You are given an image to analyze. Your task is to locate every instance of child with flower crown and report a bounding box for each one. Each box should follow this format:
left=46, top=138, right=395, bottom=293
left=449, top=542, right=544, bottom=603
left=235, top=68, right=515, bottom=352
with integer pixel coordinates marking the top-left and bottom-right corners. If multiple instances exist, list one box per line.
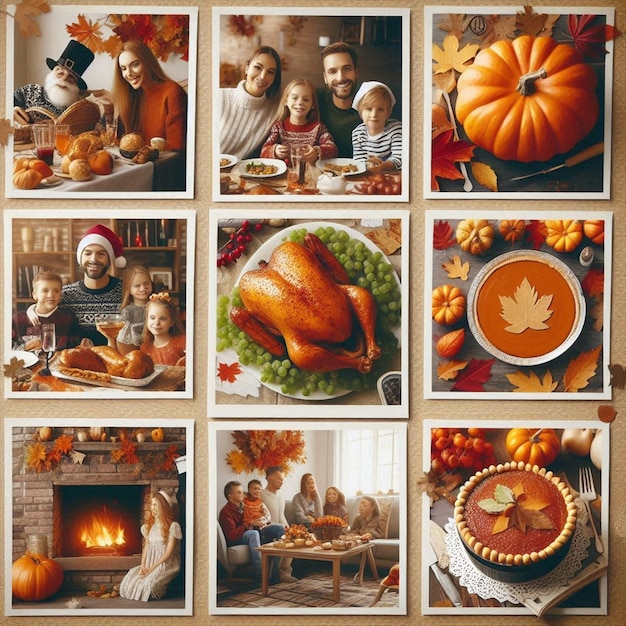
left=117, top=265, right=153, bottom=355
left=140, top=292, right=186, bottom=366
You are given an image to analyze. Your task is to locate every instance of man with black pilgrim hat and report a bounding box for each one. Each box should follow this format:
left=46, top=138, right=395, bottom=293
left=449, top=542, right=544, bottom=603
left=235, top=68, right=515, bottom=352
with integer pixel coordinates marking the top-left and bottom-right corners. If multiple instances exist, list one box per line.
left=13, top=39, right=95, bottom=124
left=61, top=224, right=126, bottom=346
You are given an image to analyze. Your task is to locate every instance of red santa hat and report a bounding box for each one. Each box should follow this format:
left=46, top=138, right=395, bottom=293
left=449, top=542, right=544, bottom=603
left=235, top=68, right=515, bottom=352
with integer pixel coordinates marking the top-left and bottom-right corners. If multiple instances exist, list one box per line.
left=77, top=224, right=126, bottom=268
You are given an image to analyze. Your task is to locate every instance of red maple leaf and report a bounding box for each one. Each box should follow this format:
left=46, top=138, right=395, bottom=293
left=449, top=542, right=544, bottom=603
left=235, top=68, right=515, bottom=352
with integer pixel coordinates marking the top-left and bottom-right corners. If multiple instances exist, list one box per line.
left=433, top=220, right=456, bottom=250
left=431, top=129, right=475, bottom=191
left=452, top=358, right=495, bottom=392
left=525, top=220, right=547, bottom=250
left=581, top=268, right=604, bottom=298
left=218, top=361, right=243, bottom=383
left=568, top=14, right=622, bottom=59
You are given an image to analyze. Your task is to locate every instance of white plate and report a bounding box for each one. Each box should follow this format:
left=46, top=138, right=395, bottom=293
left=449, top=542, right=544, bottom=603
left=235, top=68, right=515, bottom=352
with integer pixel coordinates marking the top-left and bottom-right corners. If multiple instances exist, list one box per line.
left=220, top=154, right=238, bottom=169
left=230, top=222, right=401, bottom=400
left=239, top=158, right=286, bottom=178
left=316, top=158, right=366, bottom=176
left=51, top=364, right=167, bottom=388
left=10, top=350, right=39, bottom=368
left=37, top=175, right=63, bottom=188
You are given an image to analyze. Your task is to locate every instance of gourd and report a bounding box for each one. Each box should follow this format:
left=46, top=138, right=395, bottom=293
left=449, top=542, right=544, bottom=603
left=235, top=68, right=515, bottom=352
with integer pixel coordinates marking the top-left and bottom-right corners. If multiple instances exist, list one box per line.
left=583, top=220, right=604, bottom=245
left=544, top=219, right=583, bottom=253
left=455, top=35, right=599, bottom=162
left=13, top=168, right=43, bottom=190
left=12, top=553, right=64, bottom=601
left=89, top=426, right=104, bottom=441
left=151, top=427, right=165, bottom=442
left=13, top=158, right=53, bottom=179
left=499, top=219, right=526, bottom=244
left=432, top=285, right=466, bottom=326
left=505, top=427, right=560, bottom=466
left=456, top=219, right=494, bottom=255
left=68, top=159, right=92, bottom=182
left=88, top=150, right=114, bottom=176
left=38, top=427, right=53, bottom=442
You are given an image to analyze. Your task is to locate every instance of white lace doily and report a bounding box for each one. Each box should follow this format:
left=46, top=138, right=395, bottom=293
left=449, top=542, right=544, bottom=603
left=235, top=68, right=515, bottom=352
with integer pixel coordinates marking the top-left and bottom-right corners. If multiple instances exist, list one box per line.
left=445, top=500, right=591, bottom=605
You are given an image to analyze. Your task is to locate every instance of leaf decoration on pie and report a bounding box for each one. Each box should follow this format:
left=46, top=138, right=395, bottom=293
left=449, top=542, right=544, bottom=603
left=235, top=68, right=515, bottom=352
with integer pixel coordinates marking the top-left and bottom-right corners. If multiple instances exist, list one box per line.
left=478, top=482, right=555, bottom=534
left=499, top=277, right=553, bottom=334
left=442, top=255, right=470, bottom=280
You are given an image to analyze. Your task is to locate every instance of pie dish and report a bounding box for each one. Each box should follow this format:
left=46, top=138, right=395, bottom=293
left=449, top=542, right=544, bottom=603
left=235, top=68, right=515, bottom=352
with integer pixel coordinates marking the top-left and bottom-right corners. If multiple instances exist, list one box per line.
left=454, top=461, right=577, bottom=582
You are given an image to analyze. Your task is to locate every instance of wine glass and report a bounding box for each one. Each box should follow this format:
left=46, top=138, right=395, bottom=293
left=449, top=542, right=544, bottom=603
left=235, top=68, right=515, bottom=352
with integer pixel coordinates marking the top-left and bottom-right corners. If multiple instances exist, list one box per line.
left=95, top=314, right=124, bottom=348
left=40, top=323, right=56, bottom=376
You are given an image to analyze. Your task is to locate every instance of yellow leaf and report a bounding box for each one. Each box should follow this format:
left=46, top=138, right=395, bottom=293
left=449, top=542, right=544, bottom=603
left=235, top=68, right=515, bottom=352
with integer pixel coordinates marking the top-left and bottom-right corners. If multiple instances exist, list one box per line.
left=470, top=161, right=498, bottom=192
left=437, top=360, right=468, bottom=381
left=520, top=497, right=550, bottom=511
left=499, top=277, right=553, bottom=334
left=432, top=35, right=479, bottom=74
left=563, top=346, right=602, bottom=392
left=506, top=369, right=558, bottom=393
left=491, top=514, right=510, bottom=535
left=442, top=255, right=470, bottom=280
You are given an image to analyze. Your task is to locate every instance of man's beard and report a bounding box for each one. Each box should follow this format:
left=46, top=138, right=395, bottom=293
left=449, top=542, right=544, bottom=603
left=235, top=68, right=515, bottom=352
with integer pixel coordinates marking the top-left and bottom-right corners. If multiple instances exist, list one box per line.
left=44, top=71, right=81, bottom=108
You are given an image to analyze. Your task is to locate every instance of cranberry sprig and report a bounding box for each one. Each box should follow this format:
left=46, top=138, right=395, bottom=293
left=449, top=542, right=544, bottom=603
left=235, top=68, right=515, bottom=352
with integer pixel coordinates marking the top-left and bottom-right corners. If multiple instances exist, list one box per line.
left=217, top=220, right=263, bottom=267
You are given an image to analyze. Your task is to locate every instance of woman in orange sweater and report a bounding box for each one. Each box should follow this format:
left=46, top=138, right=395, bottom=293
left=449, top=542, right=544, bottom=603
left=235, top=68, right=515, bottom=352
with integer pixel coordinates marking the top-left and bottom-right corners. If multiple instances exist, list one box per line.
left=112, top=40, right=187, bottom=151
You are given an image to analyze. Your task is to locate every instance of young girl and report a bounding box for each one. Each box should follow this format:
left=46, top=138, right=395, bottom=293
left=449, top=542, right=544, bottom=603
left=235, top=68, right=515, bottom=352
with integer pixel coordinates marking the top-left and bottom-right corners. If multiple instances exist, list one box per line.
left=323, top=486, right=349, bottom=524
left=292, top=473, right=323, bottom=528
left=260, top=78, right=337, bottom=164
left=117, top=265, right=153, bottom=355
left=351, top=81, right=402, bottom=172
left=120, top=491, right=182, bottom=602
left=350, top=495, right=383, bottom=540
left=140, top=292, right=186, bottom=366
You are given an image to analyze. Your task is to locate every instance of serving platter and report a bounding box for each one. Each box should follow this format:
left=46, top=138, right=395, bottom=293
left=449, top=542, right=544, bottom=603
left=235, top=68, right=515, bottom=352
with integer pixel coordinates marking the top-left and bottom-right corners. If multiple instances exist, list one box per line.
left=238, top=158, right=286, bottom=178
left=317, top=157, right=366, bottom=176
left=52, top=364, right=167, bottom=388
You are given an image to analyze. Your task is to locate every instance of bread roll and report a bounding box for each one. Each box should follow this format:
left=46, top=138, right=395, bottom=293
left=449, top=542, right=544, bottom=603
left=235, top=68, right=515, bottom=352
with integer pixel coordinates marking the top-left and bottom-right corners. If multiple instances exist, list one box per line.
left=119, top=133, right=145, bottom=152
left=67, top=132, right=104, bottom=159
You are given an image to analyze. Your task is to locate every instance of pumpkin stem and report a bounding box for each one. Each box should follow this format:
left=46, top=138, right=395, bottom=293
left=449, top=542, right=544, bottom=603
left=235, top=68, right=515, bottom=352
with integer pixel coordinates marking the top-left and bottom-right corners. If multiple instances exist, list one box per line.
left=530, top=428, right=544, bottom=441
left=515, top=68, right=547, bottom=96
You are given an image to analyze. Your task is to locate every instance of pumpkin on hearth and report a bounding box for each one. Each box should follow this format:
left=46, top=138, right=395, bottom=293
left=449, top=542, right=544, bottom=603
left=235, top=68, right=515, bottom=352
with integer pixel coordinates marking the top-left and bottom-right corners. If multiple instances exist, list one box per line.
left=455, top=35, right=599, bottom=162
left=432, top=284, right=466, bottom=326
left=38, top=427, right=53, bottom=442
left=544, top=219, right=583, bottom=253
left=151, top=427, right=165, bottom=442
left=505, top=427, right=561, bottom=466
left=456, top=219, right=494, bottom=255
left=12, top=553, right=64, bottom=601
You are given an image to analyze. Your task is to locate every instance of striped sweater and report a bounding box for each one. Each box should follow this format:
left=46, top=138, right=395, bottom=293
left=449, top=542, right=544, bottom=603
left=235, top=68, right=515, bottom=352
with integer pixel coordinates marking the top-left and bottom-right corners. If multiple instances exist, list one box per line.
left=351, top=119, right=403, bottom=169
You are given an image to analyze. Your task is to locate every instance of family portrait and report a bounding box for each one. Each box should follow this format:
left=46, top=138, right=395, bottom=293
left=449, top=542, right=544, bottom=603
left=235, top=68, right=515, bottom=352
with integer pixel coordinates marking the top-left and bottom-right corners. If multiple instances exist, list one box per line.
left=424, top=6, right=616, bottom=199
left=7, top=5, right=198, bottom=198
left=5, top=419, right=192, bottom=616
left=424, top=210, right=612, bottom=400
left=422, top=419, right=608, bottom=616
left=208, top=209, right=409, bottom=418
left=5, top=210, right=195, bottom=398
left=210, top=422, right=407, bottom=615
left=213, top=8, right=409, bottom=201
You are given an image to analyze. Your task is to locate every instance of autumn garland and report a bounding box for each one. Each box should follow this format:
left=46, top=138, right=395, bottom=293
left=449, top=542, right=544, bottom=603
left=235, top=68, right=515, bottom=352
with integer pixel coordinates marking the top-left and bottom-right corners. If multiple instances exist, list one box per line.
left=25, top=434, right=74, bottom=473
left=226, top=430, right=306, bottom=474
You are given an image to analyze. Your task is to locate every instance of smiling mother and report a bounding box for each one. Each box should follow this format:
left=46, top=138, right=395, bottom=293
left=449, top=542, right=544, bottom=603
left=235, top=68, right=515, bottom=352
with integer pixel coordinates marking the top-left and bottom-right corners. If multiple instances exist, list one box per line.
left=219, top=45, right=282, bottom=160
left=112, top=40, right=188, bottom=152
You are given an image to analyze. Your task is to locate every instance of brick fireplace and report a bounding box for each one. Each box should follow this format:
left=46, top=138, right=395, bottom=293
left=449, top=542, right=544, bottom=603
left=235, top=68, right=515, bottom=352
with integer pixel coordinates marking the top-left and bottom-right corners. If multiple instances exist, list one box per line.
left=11, top=426, right=186, bottom=593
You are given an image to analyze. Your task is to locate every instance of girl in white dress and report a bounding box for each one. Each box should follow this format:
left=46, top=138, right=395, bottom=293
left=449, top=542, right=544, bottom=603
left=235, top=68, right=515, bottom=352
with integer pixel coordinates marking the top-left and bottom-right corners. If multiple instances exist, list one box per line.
left=120, top=491, right=182, bottom=601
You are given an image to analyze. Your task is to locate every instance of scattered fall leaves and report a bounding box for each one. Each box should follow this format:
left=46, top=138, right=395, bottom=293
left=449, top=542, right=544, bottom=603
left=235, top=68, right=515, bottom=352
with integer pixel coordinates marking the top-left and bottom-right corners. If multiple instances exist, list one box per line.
left=226, top=430, right=306, bottom=475
left=569, top=14, right=622, bottom=59
left=433, top=220, right=456, bottom=250
left=437, top=360, right=468, bottom=381
left=499, top=278, right=554, bottom=334
left=562, top=346, right=602, bottom=392
left=506, top=369, right=558, bottom=393
left=608, top=364, right=626, bottom=389
left=431, top=129, right=475, bottom=191
left=451, top=358, right=495, bottom=392
left=432, top=34, right=479, bottom=74
left=9, top=0, right=50, bottom=37
left=442, top=256, right=470, bottom=281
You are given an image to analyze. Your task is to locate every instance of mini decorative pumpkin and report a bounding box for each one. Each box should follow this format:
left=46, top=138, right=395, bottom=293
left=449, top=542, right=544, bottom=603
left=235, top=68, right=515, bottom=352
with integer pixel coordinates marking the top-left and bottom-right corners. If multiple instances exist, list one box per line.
left=432, top=284, right=466, bottom=325
left=38, top=427, right=53, bottom=442
left=68, top=159, right=91, bottom=182
left=13, top=158, right=53, bottom=179
left=456, top=219, right=494, bottom=255
left=505, top=427, right=561, bottom=466
left=12, top=553, right=64, bottom=601
left=89, top=426, right=104, bottom=441
left=499, top=219, right=526, bottom=244
left=544, top=219, right=583, bottom=253
left=583, top=220, right=604, bottom=245
left=88, top=150, right=114, bottom=176
left=151, top=427, right=165, bottom=442
left=13, top=168, right=43, bottom=190
left=455, top=35, right=599, bottom=162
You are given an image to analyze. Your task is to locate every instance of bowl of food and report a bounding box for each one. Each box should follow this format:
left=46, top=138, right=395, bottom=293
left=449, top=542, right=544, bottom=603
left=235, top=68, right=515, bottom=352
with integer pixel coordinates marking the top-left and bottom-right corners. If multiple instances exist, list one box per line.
left=119, top=132, right=145, bottom=159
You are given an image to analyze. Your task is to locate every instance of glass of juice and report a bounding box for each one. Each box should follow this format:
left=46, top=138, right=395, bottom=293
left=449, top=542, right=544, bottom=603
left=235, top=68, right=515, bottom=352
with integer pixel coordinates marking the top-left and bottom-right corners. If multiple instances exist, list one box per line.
left=32, top=123, right=56, bottom=165
left=55, top=124, right=71, bottom=155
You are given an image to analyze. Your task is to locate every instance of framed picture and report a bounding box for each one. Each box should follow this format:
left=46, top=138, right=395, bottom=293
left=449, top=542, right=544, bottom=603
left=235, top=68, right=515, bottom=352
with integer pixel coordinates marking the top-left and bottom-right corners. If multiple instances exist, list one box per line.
left=340, top=17, right=365, bottom=45
left=149, top=268, right=173, bottom=291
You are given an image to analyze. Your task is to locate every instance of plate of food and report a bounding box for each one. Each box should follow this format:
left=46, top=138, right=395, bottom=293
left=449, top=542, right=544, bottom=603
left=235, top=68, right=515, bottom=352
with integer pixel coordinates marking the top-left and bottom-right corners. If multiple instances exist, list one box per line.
left=10, top=350, right=40, bottom=368
left=220, top=154, right=238, bottom=169
left=316, top=158, right=366, bottom=176
left=219, top=222, right=402, bottom=400
left=36, top=175, right=63, bottom=188
left=239, top=158, right=286, bottom=178
left=52, top=364, right=167, bottom=388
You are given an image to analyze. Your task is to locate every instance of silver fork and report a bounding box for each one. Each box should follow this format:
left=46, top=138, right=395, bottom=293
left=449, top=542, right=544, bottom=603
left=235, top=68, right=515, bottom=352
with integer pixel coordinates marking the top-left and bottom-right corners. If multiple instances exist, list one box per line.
left=578, top=466, right=604, bottom=553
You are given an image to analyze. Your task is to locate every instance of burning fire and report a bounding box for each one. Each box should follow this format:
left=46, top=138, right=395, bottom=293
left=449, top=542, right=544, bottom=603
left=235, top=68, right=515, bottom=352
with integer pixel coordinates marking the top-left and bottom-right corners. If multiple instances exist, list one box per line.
left=80, top=510, right=126, bottom=549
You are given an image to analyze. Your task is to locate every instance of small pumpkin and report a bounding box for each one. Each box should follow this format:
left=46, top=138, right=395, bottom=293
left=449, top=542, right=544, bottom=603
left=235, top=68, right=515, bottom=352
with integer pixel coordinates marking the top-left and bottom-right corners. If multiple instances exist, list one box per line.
left=455, top=35, right=599, bottom=162
left=13, top=168, right=43, bottom=190
left=505, top=427, right=561, bottom=466
left=151, top=427, right=165, bottom=442
left=456, top=219, right=494, bottom=255
left=583, top=220, right=604, bottom=245
left=38, top=427, right=53, bottom=442
left=12, top=553, right=64, bottom=601
left=68, top=159, right=92, bottom=182
left=499, top=219, right=526, bottom=244
left=436, top=328, right=465, bottom=357
left=89, top=426, right=104, bottom=441
left=88, top=149, right=114, bottom=176
left=544, top=219, right=583, bottom=253
left=432, top=284, right=466, bottom=326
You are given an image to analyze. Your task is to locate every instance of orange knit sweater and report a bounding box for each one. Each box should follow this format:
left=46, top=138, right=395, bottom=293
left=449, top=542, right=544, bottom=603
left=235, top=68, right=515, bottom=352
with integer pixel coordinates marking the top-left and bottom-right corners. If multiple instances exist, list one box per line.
left=140, top=80, right=188, bottom=150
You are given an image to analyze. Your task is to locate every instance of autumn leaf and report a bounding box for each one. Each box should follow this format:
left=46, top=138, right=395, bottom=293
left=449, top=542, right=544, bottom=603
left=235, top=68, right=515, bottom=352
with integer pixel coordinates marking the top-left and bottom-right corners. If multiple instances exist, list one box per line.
left=432, top=72, right=457, bottom=105
left=12, top=0, right=50, bottom=37
left=432, top=34, right=479, bottom=74
left=433, top=220, right=456, bottom=250
left=53, top=434, right=74, bottom=455
left=562, top=346, right=602, bottom=392
left=608, top=364, right=626, bottom=389
left=515, top=6, right=559, bottom=38
left=480, top=15, right=519, bottom=48
left=0, top=119, right=14, bottom=146
left=442, top=256, right=470, bottom=280
left=525, top=220, right=547, bottom=250
left=436, top=13, right=467, bottom=40
left=470, top=161, right=498, bottom=192
left=437, top=360, right=468, bottom=381
left=452, top=358, right=495, bottom=392
left=590, top=301, right=603, bottom=332
left=3, top=356, right=25, bottom=378
left=598, top=405, right=616, bottom=423
left=582, top=268, right=604, bottom=298
left=506, top=369, right=558, bottom=393
left=218, top=360, right=242, bottom=383
left=432, top=104, right=454, bottom=139
left=569, top=14, right=622, bottom=59
left=431, top=129, right=476, bottom=191
left=499, top=278, right=553, bottom=334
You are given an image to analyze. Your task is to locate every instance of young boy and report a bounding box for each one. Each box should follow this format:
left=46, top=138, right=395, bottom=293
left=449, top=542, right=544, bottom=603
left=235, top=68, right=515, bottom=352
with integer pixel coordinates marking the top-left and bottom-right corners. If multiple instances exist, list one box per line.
left=12, top=271, right=81, bottom=351
left=243, top=479, right=272, bottom=531
left=351, top=81, right=402, bottom=172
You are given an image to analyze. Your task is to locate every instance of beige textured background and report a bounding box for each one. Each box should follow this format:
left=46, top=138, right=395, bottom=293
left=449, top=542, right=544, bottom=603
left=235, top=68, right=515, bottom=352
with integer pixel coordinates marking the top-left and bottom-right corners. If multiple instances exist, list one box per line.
left=1, top=1, right=624, bottom=624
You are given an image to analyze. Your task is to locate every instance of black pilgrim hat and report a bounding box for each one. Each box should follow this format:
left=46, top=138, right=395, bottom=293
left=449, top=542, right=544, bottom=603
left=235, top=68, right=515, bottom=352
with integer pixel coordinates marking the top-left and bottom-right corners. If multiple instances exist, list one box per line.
left=46, top=40, right=94, bottom=91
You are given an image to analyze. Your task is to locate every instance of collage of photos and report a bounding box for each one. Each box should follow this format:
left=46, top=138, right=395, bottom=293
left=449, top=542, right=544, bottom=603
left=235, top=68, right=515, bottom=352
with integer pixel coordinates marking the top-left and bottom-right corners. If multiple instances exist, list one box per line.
left=1, top=2, right=622, bottom=624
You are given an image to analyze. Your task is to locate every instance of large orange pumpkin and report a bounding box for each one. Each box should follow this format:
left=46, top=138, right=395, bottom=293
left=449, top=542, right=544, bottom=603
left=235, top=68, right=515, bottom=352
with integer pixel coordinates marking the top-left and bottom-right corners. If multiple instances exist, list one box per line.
left=455, top=35, right=599, bottom=162
left=12, top=553, right=64, bottom=601
left=505, top=428, right=561, bottom=466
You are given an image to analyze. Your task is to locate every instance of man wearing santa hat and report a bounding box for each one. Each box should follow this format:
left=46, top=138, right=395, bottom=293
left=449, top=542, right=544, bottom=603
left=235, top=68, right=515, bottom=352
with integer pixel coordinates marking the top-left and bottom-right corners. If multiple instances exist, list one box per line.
left=61, top=224, right=126, bottom=345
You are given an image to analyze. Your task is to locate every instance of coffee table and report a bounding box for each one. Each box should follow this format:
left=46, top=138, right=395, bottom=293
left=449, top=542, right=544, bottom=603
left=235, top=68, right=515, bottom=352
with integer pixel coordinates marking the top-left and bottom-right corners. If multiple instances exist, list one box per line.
left=256, top=541, right=379, bottom=603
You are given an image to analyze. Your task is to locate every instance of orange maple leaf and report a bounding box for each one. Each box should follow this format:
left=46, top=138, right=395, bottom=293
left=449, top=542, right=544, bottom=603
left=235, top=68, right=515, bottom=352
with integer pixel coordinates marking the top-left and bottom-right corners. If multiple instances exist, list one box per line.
left=66, top=14, right=104, bottom=52
left=431, top=129, right=475, bottom=191
left=12, top=0, right=51, bottom=37
left=562, top=346, right=602, bottom=392
left=217, top=361, right=242, bottom=383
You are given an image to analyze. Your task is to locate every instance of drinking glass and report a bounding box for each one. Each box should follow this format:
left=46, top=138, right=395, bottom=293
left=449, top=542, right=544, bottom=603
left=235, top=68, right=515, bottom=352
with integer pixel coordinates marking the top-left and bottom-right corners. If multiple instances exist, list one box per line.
left=96, top=314, right=124, bottom=348
left=105, top=118, right=118, bottom=146
left=40, top=323, right=56, bottom=376
left=287, top=145, right=308, bottom=191
left=32, top=123, right=56, bottom=166
left=55, top=124, right=71, bottom=156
